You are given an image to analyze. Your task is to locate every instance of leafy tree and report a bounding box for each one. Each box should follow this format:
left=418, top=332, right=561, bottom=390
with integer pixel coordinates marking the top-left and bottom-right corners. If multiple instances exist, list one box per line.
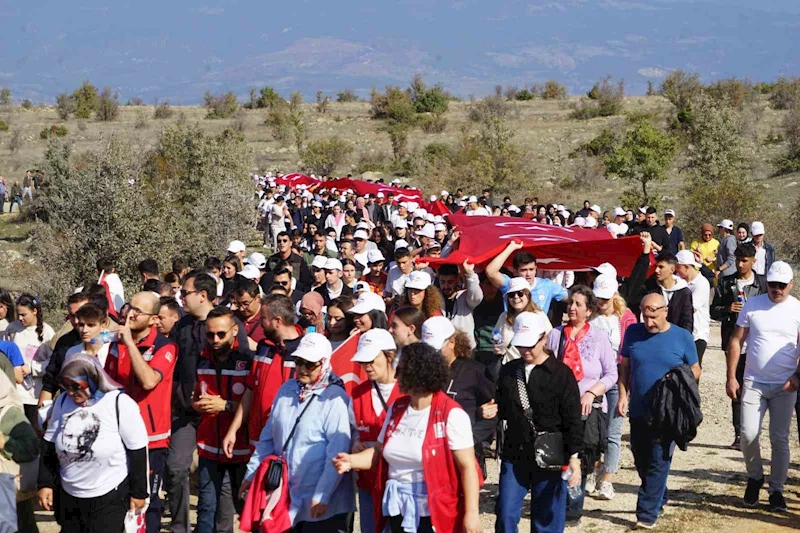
left=56, top=93, right=75, bottom=120
left=370, top=86, right=417, bottom=124
left=204, top=91, right=238, bottom=119
left=572, top=76, right=625, bottom=119
left=646, top=81, right=656, bottom=96
left=258, top=87, right=281, bottom=109
left=383, top=123, right=410, bottom=160
left=0, top=87, right=10, bottom=105
left=21, top=99, right=33, bottom=109
left=541, top=80, right=567, bottom=100
left=768, top=77, right=800, bottom=110
left=265, top=92, right=305, bottom=150
left=660, top=70, right=702, bottom=129
left=300, top=137, right=353, bottom=176
left=515, top=89, right=534, bottom=101
left=604, top=119, right=677, bottom=206
left=705, top=77, right=755, bottom=109
left=316, top=91, right=331, bottom=114
left=570, top=128, right=617, bottom=158
left=96, top=87, right=120, bottom=121
left=72, top=81, right=99, bottom=119
left=337, top=89, right=359, bottom=103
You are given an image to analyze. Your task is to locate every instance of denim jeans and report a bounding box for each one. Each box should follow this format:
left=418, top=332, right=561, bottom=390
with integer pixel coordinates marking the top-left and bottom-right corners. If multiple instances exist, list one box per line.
left=604, top=385, right=624, bottom=474
left=495, top=460, right=566, bottom=533
left=196, top=457, right=246, bottom=533
left=564, top=466, right=587, bottom=521
left=630, top=418, right=674, bottom=524
left=358, top=488, right=376, bottom=533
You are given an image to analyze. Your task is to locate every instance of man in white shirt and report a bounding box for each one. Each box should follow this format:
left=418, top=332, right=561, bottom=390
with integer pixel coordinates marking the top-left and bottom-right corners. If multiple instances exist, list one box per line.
left=726, top=261, right=800, bottom=512
left=314, top=258, right=353, bottom=306
left=465, top=196, right=490, bottom=216
left=384, top=247, right=415, bottom=302
left=675, top=251, right=711, bottom=364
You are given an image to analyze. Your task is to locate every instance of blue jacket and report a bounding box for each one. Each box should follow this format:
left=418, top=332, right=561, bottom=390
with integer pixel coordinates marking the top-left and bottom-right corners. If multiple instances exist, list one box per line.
left=245, top=376, right=355, bottom=524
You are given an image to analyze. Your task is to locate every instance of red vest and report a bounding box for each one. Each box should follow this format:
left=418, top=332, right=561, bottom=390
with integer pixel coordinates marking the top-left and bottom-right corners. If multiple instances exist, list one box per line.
left=351, top=380, right=403, bottom=490
left=375, top=391, right=483, bottom=533
left=105, top=328, right=177, bottom=449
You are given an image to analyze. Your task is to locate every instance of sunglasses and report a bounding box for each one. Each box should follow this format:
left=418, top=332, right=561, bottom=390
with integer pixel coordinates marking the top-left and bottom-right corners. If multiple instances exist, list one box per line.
left=278, top=238, right=290, bottom=243
left=205, top=326, right=234, bottom=340
left=508, top=291, right=526, bottom=299
left=61, top=382, right=83, bottom=393
left=768, top=282, right=788, bottom=290
left=295, top=359, right=322, bottom=370
left=180, top=289, right=198, bottom=298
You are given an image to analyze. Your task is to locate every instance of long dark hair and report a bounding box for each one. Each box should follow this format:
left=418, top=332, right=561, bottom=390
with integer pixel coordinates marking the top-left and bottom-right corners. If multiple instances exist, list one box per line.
left=16, top=293, right=44, bottom=342
left=0, top=289, right=16, bottom=323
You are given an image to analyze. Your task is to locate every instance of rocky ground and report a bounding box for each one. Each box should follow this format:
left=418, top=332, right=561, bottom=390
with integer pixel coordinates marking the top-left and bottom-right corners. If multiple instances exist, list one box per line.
left=31, top=325, right=799, bottom=532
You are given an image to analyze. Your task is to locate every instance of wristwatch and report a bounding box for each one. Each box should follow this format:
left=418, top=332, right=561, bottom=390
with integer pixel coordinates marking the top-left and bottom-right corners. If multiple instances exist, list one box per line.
left=225, top=400, right=234, bottom=413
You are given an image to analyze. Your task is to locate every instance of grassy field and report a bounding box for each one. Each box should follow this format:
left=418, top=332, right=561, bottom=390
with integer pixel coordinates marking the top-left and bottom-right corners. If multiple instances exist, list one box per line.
left=0, top=96, right=797, bottom=214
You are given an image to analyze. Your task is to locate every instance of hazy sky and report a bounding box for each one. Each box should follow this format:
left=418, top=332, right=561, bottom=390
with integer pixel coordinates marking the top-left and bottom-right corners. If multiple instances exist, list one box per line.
left=2, top=0, right=798, bottom=102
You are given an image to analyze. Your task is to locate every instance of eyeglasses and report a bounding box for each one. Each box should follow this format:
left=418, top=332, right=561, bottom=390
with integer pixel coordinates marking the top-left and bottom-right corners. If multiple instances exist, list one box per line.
left=768, top=282, right=788, bottom=290
left=205, top=327, right=235, bottom=340
left=643, top=305, right=667, bottom=313
left=180, top=289, right=197, bottom=298
left=295, top=359, right=322, bottom=370
left=129, top=306, right=154, bottom=318
left=508, top=291, right=526, bottom=299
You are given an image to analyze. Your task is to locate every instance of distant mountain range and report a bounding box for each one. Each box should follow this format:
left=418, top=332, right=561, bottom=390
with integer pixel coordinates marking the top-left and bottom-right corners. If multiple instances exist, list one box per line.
left=2, top=0, right=798, bottom=103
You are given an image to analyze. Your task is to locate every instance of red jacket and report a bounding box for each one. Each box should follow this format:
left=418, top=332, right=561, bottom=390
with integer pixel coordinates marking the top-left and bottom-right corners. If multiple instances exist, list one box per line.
left=245, top=330, right=303, bottom=446
left=239, top=455, right=292, bottom=533
left=351, top=380, right=403, bottom=490
left=105, top=328, right=177, bottom=449
left=375, top=391, right=483, bottom=533
left=195, top=341, right=252, bottom=463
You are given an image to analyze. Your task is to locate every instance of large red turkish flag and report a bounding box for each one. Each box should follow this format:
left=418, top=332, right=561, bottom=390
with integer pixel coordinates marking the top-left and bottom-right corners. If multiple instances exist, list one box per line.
left=426, top=215, right=643, bottom=277
left=329, top=333, right=366, bottom=396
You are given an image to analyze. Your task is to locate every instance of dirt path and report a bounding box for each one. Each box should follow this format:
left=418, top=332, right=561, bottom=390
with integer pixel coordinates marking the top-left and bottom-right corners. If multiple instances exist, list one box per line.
left=33, top=326, right=799, bottom=532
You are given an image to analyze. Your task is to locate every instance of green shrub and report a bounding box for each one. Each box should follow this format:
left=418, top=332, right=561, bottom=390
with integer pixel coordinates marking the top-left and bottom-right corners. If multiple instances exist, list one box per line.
left=773, top=106, right=800, bottom=176
left=569, top=105, right=602, bottom=120
left=21, top=99, right=33, bottom=109
left=768, top=77, right=800, bottom=110
left=72, top=81, right=99, bottom=119
left=40, top=125, right=68, bottom=139
left=258, top=87, right=281, bottom=109
left=515, top=89, right=534, bottom=101
left=754, top=81, right=776, bottom=95
left=300, top=137, right=353, bottom=176
left=570, top=128, right=616, bottom=158
left=370, top=86, right=417, bottom=124
left=316, top=91, right=330, bottom=114
left=134, top=111, right=149, bottom=129
left=153, top=100, right=174, bottom=119
left=204, top=91, right=238, bottom=119
left=423, top=142, right=453, bottom=164
left=0, top=120, right=8, bottom=132
left=419, top=113, right=447, bottom=133
left=355, top=152, right=389, bottom=174
left=541, top=80, right=567, bottom=100
left=705, top=77, right=755, bottom=108
left=336, top=89, right=359, bottom=103
left=414, top=85, right=449, bottom=114
left=56, top=93, right=75, bottom=120
left=265, top=92, right=305, bottom=150
left=96, top=87, right=120, bottom=121
left=646, top=81, right=656, bottom=96
left=8, top=130, right=22, bottom=153
left=0, top=87, right=10, bottom=105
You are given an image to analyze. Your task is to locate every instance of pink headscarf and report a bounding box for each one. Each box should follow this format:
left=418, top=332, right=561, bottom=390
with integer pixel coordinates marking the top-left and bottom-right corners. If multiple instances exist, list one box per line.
left=355, top=197, right=370, bottom=222
left=300, top=292, right=325, bottom=333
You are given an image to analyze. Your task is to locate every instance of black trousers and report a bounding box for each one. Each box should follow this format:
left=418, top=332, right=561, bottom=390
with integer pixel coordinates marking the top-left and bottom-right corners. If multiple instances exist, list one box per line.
left=293, top=513, right=350, bottom=532
left=389, top=516, right=434, bottom=533
left=146, top=448, right=168, bottom=533
left=58, top=479, right=129, bottom=533
left=695, top=340, right=708, bottom=367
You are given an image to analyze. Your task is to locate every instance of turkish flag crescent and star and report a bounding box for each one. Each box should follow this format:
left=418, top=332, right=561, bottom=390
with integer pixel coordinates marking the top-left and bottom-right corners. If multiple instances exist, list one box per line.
left=329, top=332, right=366, bottom=396
left=425, top=215, right=644, bottom=277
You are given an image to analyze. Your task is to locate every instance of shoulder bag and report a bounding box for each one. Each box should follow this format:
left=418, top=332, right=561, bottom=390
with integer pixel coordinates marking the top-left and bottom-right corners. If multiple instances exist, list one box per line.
left=515, top=365, right=565, bottom=471
left=264, top=396, right=316, bottom=491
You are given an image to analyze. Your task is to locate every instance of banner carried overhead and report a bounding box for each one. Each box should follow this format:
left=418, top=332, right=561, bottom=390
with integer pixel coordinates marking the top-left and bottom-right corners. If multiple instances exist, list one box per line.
left=273, top=174, right=425, bottom=203
left=425, top=215, right=644, bottom=277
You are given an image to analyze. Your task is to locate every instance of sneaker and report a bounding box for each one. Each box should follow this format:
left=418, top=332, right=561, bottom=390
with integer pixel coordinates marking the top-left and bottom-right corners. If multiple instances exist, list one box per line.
left=597, top=481, right=616, bottom=500
left=768, top=491, right=787, bottom=512
left=633, top=521, right=656, bottom=530
left=731, top=435, right=741, bottom=451
left=743, top=477, right=764, bottom=507
left=585, top=470, right=598, bottom=494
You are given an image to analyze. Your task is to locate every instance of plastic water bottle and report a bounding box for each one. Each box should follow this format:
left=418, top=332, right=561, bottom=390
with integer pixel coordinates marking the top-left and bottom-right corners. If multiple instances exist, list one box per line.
left=22, top=374, right=34, bottom=390
left=91, top=329, right=119, bottom=345
left=562, top=467, right=583, bottom=499
left=492, top=329, right=503, bottom=345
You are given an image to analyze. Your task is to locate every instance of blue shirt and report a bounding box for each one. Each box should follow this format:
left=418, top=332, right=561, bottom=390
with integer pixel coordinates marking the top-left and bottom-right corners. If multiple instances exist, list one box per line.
left=499, top=273, right=568, bottom=315
left=620, top=324, right=698, bottom=419
left=667, top=226, right=685, bottom=256
left=0, top=341, right=24, bottom=367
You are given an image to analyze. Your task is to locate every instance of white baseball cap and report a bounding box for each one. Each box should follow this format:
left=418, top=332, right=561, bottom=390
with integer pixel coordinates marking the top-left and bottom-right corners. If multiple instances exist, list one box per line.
left=750, top=221, right=765, bottom=236
left=354, top=281, right=371, bottom=293
left=507, top=277, right=530, bottom=294
left=421, top=316, right=455, bottom=350
left=613, top=207, right=626, bottom=217
left=434, top=223, right=447, bottom=232
left=426, top=240, right=442, bottom=250
left=377, top=192, right=385, bottom=199
left=510, top=312, right=547, bottom=347
left=292, top=332, right=332, bottom=363
left=399, top=202, right=409, bottom=209
left=416, top=224, right=435, bottom=239
left=323, top=258, right=343, bottom=271
left=413, top=209, right=427, bottom=219
left=356, top=221, right=371, bottom=230
left=572, top=216, right=586, bottom=227
left=246, top=252, right=267, bottom=270
left=311, top=255, right=328, bottom=269
left=349, top=291, right=387, bottom=314
left=394, top=239, right=410, bottom=250
left=429, top=195, right=437, bottom=202
left=767, top=261, right=793, bottom=284
left=664, top=209, right=676, bottom=217
left=312, top=200, right=323, bottom=208
left=425, top=213, right=436, bottom=223
left=405, top=271, right=432, bottom=291
left=590, top=204, right=602, bottom=214
left=638, top=207, right=648, bottom=214
left=441, top=190, right=449, bottom=197
left=240, top=264, right=261, bottom=280
left=468, top=195, right=479, bottom=203
left=592, top=262, right=618, bottom=279
left=433, top=215, right=445, bottom=224
left=351, top=329, right=397, bottom=363
left=367, top=249, right=385, bottom=264
left=592, top=274, right=619, bottom=300
left=227, top=240, right=246, bottom=254
left=394, top=220, right=408, bottom=229
left=354, top=229, right=370, bottom=240
left=717, top=219, right=734, bottom=231
left=676, top=250, right=700, bottom=269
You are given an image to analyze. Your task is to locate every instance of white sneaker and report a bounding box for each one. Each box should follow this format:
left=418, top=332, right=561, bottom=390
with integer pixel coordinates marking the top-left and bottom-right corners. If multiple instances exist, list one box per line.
left=585, top=470, right=597, bottom=494
left=597, top=481, right=615, bottom=500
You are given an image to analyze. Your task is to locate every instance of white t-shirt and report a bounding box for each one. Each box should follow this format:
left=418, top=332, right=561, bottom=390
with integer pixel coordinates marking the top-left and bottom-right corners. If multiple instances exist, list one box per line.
left=737, top=294, right=800, bottom=384
left=2, top=321, right=55, bottom=404
left=687, top=274, right=711, bottom=342
left=45, top=390, right=148, bottom=498
left=754, top=245, right=767, bottom=276
left=378, top=403, right=473, bottom=485
left=384, top=265, right=412, bottom=297
left=271, top=203, right=286, bottom=230
left=65, top=343, right=112, bottom=369
left=466, top=207, right=490, bottom=217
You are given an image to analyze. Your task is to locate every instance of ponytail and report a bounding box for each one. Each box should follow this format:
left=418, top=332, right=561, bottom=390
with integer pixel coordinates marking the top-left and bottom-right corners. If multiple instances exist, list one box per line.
left=17, top=294, right=44, bottom=342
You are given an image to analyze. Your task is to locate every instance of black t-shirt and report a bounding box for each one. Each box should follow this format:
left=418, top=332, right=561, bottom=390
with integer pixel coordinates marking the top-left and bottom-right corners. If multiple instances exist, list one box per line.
left=447, top=358, right=496, bottom=444
left=646, top=223, right=671, bottom=252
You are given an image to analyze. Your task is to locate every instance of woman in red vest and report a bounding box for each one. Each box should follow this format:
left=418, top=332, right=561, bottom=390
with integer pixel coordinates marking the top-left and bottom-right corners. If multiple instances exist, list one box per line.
left=333, top=342, right=482, bottom=533
left=349, top=328, right=403, bottom=533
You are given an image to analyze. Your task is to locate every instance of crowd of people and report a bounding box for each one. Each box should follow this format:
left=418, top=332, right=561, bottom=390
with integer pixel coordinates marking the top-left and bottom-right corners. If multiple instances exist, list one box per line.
left=0, top=171, right=797, bottom=533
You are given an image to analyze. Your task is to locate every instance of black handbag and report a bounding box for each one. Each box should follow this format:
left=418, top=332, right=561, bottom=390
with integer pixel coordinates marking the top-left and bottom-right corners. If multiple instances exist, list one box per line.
left=516, top=366, right=565, bottom=471
left=263, top=396, right=316, bottom=492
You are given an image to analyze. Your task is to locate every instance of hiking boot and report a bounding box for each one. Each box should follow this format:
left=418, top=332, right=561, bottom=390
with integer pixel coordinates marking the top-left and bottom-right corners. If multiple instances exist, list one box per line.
left=731, top=435, right=741, bottom=451
left=597, top=481, right=615, bottom=500
left=743, top=477, right=764, bottom=506
left=768, top=491, right=787, bottom=512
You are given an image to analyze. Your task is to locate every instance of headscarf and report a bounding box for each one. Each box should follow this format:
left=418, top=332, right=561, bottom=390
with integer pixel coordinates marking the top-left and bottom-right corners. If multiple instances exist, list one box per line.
left=0, top=371, right=22, bottom=411
left=58, top=354, right=122, bottom=406
left=355, top=197, right=371, bottom=224
left=300, top=292, right=325, bottom=333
